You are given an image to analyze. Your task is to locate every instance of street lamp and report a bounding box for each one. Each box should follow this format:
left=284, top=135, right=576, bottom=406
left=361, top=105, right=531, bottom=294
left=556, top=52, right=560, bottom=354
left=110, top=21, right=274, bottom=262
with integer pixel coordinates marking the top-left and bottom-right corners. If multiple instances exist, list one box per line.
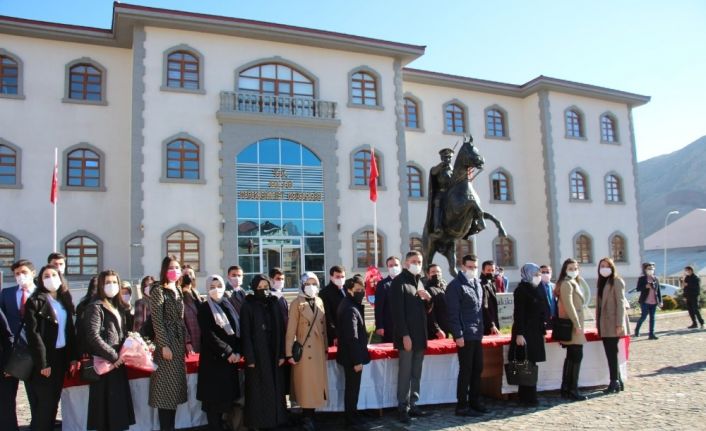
left=663, top=210, right=679, bottom=282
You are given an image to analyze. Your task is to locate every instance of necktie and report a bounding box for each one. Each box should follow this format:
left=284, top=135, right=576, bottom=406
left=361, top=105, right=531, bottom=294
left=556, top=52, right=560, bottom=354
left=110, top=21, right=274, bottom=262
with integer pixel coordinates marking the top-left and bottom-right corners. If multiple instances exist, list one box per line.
left=20, top=288, right=27, bottom=318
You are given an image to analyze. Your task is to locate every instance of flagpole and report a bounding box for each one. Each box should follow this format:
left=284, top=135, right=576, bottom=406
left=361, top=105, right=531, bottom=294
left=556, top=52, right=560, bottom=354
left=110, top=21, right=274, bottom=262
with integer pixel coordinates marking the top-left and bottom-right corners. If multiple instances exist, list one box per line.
left=53, top=147, right=58, bottom=252
left=371, top=145, right=378, bottom=267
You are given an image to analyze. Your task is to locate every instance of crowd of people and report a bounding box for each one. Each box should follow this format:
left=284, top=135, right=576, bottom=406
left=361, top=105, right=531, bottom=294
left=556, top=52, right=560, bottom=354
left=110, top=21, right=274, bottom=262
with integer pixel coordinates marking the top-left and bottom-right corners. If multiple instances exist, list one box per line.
left=0, top=250, right=701, bottom=430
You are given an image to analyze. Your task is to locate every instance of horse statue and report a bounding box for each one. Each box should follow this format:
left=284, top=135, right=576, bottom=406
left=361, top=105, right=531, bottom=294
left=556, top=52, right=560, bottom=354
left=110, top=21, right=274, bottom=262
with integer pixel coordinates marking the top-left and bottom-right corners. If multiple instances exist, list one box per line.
left=422, top=135, right=507, bottom=277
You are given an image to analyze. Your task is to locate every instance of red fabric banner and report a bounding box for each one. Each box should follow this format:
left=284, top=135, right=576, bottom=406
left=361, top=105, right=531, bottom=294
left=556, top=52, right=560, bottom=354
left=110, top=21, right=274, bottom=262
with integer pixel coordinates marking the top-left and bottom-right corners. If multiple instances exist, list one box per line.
left=50, top=162, right=58, bottom=204
left=368, top=150, right=378, bottom=202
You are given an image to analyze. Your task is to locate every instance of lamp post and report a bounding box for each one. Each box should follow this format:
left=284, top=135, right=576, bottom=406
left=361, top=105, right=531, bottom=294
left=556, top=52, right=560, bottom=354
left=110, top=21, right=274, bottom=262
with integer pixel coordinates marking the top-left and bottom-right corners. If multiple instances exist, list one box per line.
left=663, top=210, right=679, bottom=282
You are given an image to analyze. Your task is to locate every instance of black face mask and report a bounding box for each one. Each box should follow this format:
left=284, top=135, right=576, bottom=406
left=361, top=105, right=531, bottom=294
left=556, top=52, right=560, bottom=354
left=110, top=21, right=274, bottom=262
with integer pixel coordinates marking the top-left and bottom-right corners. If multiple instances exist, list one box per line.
left=353, top=290, right=365, bottom=304
left=480, top=273, right=493, bottom=281
left=255, top=289, right=270, bottom=300
left=182, top=275, right=192, bottom=286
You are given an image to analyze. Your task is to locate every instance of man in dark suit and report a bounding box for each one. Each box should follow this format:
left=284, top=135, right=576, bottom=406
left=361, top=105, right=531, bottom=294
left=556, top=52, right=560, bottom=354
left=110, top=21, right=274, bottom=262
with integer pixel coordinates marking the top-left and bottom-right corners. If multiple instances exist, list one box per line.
left=337, top=275, right=371, bottom=430
left=425, top=263, right=450, bottom=340
left=0, top=259, right=38, bottom=431
left=225, top=265, right=246, bottom=314
left=390, top=251, right=432, bottom=423
left=479, top=260, right=500, bottom=335
left=374, top=256, right=401, bottom=342
left=319, top=265, right=346, bottom=347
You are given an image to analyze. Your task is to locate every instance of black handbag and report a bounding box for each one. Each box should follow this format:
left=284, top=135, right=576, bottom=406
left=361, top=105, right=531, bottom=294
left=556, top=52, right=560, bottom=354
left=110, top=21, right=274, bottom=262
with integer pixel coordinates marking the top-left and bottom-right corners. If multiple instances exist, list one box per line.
left=79, top=355, right=101, bottom=383
left=292, top=305, right=318, bottom=362
left=552, top=317, right=573, bottom=342
left=5, top=323, right=34, bottom=381
left=505, top=346, right=538, bottom=386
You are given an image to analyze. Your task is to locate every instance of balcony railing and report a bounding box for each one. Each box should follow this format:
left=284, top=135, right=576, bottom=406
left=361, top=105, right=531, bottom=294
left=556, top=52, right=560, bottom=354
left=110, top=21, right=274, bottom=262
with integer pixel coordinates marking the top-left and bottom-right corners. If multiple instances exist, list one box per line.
left=219, top=91, right=337, bottom=120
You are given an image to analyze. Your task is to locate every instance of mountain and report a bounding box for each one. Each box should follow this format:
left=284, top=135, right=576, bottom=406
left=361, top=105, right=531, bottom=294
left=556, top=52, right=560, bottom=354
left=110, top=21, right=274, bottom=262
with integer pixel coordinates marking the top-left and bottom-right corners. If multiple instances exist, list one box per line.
left=637, top=135, right=706, bottom=238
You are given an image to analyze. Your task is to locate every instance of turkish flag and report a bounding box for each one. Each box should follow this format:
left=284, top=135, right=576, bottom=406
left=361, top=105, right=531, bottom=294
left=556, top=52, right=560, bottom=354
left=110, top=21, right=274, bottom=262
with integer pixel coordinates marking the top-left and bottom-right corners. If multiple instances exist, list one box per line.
left=50, top=161, right=58, bottom=204
left=369, top=150, right=378, bottom=202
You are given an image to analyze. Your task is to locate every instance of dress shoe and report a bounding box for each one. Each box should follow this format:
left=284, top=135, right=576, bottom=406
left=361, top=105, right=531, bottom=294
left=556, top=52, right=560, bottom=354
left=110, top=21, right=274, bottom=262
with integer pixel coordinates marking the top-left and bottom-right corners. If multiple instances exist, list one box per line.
left=469, top=403, right=489, bottom=414
left=398, top=409, right=411, bottom=424
left=688, top=323, right=698, bottom=329
left=603, top=380, right=620, bottom=394
left=408, top=406, right=431, bottom=417
left=455, top=407, right=481, bottom=417
left=648, top=334, right=659, bottom=340
left=520, top=399, right=539, bottom=407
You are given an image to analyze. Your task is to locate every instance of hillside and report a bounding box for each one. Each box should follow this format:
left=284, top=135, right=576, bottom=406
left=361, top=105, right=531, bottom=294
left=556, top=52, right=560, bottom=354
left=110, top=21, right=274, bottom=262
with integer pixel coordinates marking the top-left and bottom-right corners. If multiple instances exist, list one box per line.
left=637, top=135, right=706, bottom=237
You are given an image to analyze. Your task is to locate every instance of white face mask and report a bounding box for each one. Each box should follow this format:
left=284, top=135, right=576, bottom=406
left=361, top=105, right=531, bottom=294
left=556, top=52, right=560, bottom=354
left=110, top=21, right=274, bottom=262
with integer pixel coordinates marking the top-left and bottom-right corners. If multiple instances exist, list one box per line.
left=104, top=282, right=120, bottom=298
left=566, top=270, right=579, bottom=279
left=408, top=263, right=422, bottom=276
left=209, top=287, right=225, bottom=301
left=388, top=265, right=402, bottom=278
left=303, top=284, right=318, bottom=298
left=121, top=294, right=131, bottom=303
left=273, top=280, right=285, bottom=291
left=599, top=267, right=613, bottom=278
left=645, top=269, right=655, bottom=276
left=531, top=275, right=541, bottom=287
left=43, top=275, right=62, bottom=292
left=229, top=276, right=243, bottom=290
left=16, top=273, right=33, bottom=288
left=333, top=277, right=345, bottom=288
left=540, top=273, right=551, bottom=283
left=143, top=285, right=151, bottom=297
left=465, top=269, right=478, bottom=280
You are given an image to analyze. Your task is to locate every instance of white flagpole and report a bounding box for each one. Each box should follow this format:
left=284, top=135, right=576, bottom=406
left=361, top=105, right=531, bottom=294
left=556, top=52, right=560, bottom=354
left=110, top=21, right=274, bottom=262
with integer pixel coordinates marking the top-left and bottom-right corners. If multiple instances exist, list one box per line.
left=371, top=144, right=378, bottom=267
left=53, top=147, right=58, bottom=252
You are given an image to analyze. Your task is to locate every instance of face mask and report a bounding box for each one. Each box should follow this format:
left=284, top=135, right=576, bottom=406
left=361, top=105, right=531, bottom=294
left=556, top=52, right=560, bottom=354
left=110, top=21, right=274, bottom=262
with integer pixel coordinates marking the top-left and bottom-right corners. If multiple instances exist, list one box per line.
left=166, top=269, right=181, bottom=282
left=16, top=274, right=32, bottom=287
left=408, top=264, right=422, bottom=276
left=104, top=282, right=120, bottom=298
left=303, top=284, right=318, bottom=298
left=144, top=285, right=151, bottom=297
left=430, top=274, right=440, bottom=284
left=209, top=287, right=225, bottom=301
left=229, top=276, right=243, bottom=290
left=531, top=275, right=541, bottom=287
left=353, top=290, right=365, bottom=304
left=388, top=265, right=402, bottom=278
left=645, top=269, right=655, bottom=276
left=254, top=289, right=270, bottom=299
left=181, top=275, right=192, bottom=285
left=273, top=280, right=285, bottom=291
left=465, top=269, right=478, bottom=280
left=540, top=273, right=551, bottom=283
left=566, top=270, right=579, bottom=279
left=121, top=294, right=131, bottom=303
left=43, top=275, right=62, bottom=292
left=599, top=268, right=613, bottom=278
left=333, top=278, right=345, bottom=288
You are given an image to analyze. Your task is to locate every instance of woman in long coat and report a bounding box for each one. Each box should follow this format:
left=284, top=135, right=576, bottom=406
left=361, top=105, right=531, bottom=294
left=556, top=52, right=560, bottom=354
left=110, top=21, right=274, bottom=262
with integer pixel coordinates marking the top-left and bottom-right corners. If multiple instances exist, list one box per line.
left=197, top=275, right=241, bottom=430
left=555, top=258, right=587, bottom=401
left=149, top=256, right=188, bottom=431
left=595, top=257, right=628, bottom=393
left=286, top=272, right=328, bottom=430
left=508, top=263, right=546, bottom=406
left=240, top=274, right=288, bottom=429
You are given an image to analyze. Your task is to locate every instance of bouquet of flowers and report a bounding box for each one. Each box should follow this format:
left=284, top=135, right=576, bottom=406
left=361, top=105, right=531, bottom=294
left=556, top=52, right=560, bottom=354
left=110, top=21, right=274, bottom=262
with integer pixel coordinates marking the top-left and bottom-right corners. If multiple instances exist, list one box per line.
left=94, top=332, right=157, bottom=375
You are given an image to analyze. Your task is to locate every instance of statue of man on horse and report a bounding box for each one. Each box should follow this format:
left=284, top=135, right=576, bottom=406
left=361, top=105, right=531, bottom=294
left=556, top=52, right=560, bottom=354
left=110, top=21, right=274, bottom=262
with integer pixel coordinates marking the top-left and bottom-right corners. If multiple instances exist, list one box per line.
left=422, top=134, right=507, bottom=277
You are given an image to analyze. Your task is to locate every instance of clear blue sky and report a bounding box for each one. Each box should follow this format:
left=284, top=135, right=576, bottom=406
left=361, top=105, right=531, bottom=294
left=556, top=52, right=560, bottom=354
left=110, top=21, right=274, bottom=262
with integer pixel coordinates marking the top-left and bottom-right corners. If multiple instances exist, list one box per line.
left=2, top=0, right=704, bottom=161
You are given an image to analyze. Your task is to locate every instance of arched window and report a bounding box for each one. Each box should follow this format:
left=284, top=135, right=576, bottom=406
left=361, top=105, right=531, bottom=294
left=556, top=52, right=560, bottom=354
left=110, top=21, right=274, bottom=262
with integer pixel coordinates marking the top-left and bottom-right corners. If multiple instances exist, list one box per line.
left=404, top=97, right=419, bottom=128
left=445, top=103, right=465, bottom=133
left=0, top=234, right=17, bottom=278
left=605, top=174, right=622, bottom=203
left=409, top=236, right=423, bottom=253
left=570, top=169, right=589, bottom=200
left=0, top=143, right=18, bottom=186
left=574, top=233, right=593, bottom=264
left=350, top=70, right=378, bottom=106
left=68, top=63, right=103, bottom=101
left=166, top=230, right=201, bottom=272
left=601, top=114, right=617, bottom=142
left=494, top=236, right=515, bottom=268
left=485, top=108, right=506, bottom=137
left=166, top=138, right=200, bottom=180
left=455, top=239, right=474, bottom=266
left=64, top=234, right=100, bottom=276
left=610, top=234, right=627, bottom=263
left=491, top=169, right=512, bottom=201
left=407, top=164, right=423, bottom=198
left=166, top=50, right=200, bottom=89
left=354, top=229, right=383, bottom=268
left=67, top=148, right=101, bottom=187
left=239, top=63, right=314, bottom=98
left=352, top=149, right=381, bottom=187
left=0, top=54, right=19, bottom=95
left=566, top=108, right=584, bottom=138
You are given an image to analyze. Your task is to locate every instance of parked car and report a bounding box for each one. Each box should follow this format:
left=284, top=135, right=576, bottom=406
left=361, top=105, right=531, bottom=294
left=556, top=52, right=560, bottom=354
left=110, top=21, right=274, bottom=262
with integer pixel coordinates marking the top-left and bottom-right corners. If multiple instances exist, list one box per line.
left=626, top=283, right=680, bottom=302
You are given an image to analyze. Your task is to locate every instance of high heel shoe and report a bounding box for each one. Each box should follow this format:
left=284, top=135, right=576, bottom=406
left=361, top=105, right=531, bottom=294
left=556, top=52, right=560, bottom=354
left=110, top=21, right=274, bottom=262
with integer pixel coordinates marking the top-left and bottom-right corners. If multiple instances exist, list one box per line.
left=603, top=380, right=620, bottom=394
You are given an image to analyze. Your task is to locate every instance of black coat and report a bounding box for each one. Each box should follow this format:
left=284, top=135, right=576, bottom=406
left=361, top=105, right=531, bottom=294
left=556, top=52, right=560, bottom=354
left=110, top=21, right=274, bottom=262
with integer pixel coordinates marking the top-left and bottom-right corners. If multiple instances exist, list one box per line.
left=390, top=269, right=430, bottom=351
left=374, top=276, right=395, bottom=342
left=0, top=308, right=13, bottom=373
left=508, top=281, right=546, bottom=364
left=197, top=300, right=241, bottom=405
left=336, top=296, right=371, bottom=368
left=319, top=281, right=345, bottom=346
left=480, top=275, right=500, bottom=335
left=84, top=300, right=128, bottom=362
left=425, top=279, right=450, bottom=339
left=684, top=274, right=701, bottom=299
left=240, top=294, right=287, bottom=429
left=24, top=291, right=78, bottom=374
left=636, top=276, right=662, bottom=306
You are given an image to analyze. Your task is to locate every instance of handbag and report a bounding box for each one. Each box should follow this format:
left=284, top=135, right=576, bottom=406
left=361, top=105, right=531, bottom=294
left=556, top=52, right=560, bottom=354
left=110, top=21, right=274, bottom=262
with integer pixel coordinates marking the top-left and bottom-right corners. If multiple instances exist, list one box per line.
left=292, top=305, right=318, bottom=362
left=505, top=346, right=538, bottom=386
left=552, top=317, right=573, bottom=342
left=79, top=355, right=101, bottom=383
left=5, top=322, right=34, bottom=381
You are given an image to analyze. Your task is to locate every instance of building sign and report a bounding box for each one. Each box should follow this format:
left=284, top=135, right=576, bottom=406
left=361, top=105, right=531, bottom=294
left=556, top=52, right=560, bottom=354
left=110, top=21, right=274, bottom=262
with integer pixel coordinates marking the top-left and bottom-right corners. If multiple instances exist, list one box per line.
left=236, top=166, right=323, bottom=201
left=497, top=293, right=514, bottom=329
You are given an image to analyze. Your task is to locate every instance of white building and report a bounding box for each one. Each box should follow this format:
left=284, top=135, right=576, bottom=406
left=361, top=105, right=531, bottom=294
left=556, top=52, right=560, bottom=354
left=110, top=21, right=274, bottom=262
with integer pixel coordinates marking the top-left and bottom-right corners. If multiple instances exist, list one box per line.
left=0, top=3, right=649, bottom=289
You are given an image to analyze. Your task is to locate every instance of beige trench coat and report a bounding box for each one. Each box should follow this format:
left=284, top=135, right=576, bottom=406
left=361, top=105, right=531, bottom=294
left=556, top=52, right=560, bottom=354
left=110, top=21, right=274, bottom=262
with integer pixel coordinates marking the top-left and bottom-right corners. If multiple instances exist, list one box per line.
left=285, top=294, right=328, bottom=408
left=596, top=277, right=629, bottom=338
left=557, top=278, right=587, bottom=345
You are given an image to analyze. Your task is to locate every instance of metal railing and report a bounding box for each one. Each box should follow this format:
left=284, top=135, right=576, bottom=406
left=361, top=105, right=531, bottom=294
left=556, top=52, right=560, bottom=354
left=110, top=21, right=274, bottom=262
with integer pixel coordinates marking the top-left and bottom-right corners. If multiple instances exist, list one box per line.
left=219, top=91, right=337, bottom=120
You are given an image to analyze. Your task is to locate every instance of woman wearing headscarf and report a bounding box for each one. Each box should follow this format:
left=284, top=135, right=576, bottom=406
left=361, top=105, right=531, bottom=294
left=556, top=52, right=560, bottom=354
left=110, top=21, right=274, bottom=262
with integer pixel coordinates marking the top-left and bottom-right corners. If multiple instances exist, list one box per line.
left=240, top=274, right=288, bottom=429
left=197, top=275, right=241, bottom=431
left=595, top=258, right=628, bottom=393
left=555, top=258, right=587, bottom=401
left=286, top=272, right=328, bottom=431
left=508, top=263, right=547, bottom=406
